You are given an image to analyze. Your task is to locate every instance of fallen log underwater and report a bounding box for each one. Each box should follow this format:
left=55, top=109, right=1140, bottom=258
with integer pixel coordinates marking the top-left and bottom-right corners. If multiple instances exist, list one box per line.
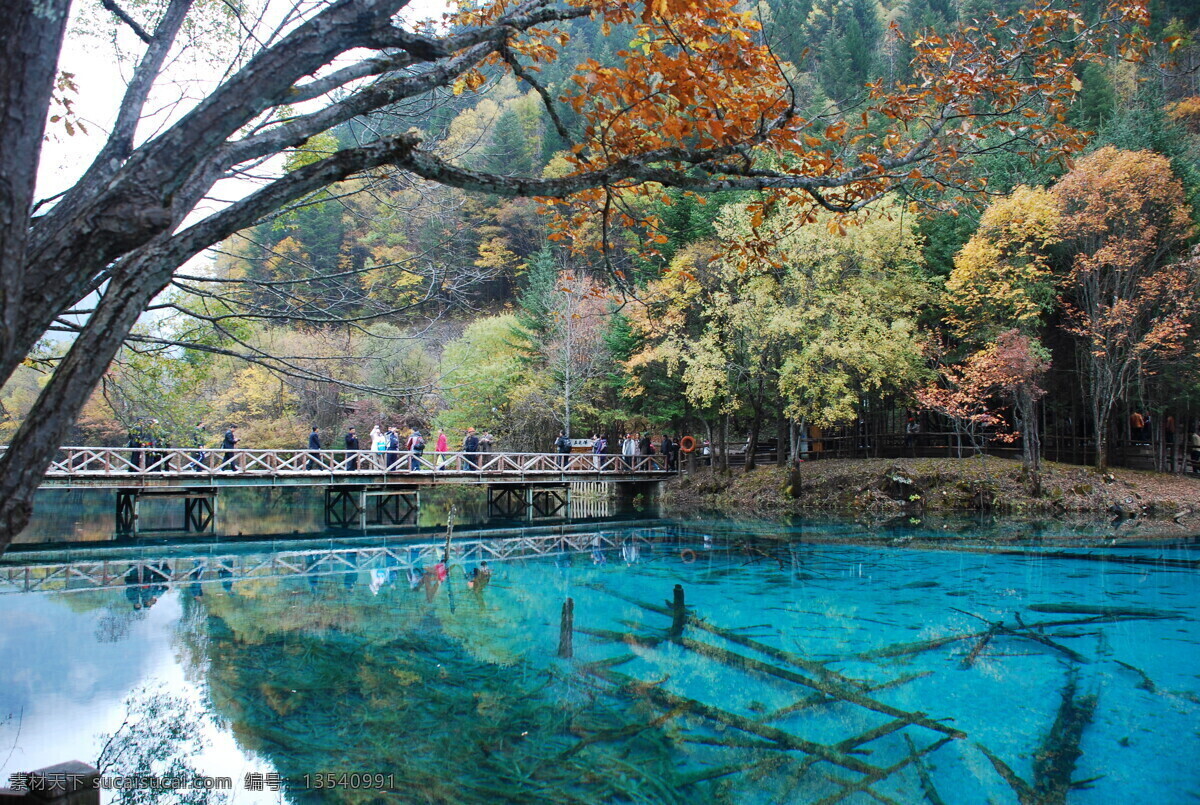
left=978, top=667, right=1099, bottom=805
left=573, top=581, right=968, bottom=803
left=569, top=579, right=1167, bottom=804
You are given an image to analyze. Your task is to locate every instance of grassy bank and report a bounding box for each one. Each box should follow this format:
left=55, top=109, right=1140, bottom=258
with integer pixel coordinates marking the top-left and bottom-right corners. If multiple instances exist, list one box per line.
left=662, top=456, right=1200, bottom=523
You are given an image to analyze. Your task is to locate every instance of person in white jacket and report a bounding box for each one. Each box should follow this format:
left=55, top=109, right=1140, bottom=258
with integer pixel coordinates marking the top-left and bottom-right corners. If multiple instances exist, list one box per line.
left=622, top=433, right=637, bottom=470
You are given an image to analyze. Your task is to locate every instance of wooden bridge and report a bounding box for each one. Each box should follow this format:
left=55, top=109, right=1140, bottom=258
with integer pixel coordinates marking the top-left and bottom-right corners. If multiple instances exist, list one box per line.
left=34, top=446, right=672, bottom=486
left=23, top=446, right=671, bottom=534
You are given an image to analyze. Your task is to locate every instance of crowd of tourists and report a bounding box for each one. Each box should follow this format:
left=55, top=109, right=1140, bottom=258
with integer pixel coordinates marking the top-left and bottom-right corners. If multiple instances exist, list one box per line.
left=126, top=418, right=714, bottom=473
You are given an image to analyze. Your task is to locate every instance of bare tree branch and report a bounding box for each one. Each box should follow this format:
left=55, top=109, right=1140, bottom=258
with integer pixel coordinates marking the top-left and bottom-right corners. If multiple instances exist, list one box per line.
left=100, top=0, right=153, bottom=44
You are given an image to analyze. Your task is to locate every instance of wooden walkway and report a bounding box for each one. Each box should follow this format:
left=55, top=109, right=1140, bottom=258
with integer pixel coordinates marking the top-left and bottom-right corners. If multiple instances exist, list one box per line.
left=26, top=446, right=674, bottom=490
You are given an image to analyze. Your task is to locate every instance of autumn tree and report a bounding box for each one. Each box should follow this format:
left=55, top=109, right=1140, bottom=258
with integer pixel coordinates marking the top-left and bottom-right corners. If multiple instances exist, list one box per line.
left=0, top=0, right=1152, bottom=549
left=1052, top=147, right=1199, bottom=469
left=916, top=348, right=1008, bottom=460
left=438, top=314, right=534, bottom=447
left=944, top=186, right=1062, bottom=342
left=917, top=330, right=1048, bottom=489
left=512, top=248, right=611, bottom=438
left=628, top=198, right=929, bottom=468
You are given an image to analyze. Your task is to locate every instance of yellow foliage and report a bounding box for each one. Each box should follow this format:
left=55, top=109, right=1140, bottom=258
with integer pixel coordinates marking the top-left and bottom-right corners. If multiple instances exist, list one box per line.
left=945, top=185, right=1062, bottom=341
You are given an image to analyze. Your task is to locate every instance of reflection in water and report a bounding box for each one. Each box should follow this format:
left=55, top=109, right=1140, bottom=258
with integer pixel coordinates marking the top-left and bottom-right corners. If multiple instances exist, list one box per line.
left=1, top=522, right=1198, bottom=803
left=14, top=485, right=624, bottom=546
left=96, top=686, right=228, bottom=805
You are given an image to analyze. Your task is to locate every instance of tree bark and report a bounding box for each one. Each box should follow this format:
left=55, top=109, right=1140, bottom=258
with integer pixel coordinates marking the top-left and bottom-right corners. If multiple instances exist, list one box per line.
left=0, top=0, right=71, bottom=379
left=0, top=249, right=176, bottom=546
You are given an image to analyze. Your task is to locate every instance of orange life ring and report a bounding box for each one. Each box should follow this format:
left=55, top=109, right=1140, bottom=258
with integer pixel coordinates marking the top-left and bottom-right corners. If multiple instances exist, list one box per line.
left=679, top=436, right=696, bottom=453
left=680, top=549, right=696, bottom=563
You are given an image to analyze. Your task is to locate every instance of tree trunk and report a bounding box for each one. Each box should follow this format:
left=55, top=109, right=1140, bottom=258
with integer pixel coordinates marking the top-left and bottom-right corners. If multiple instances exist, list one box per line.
left=1093, top=393, right=1110, bottom=472
left=744, top=420, right=760, bottom=472
left=1019, top=395, right=1042, bottom=496
left=0, top=253, right=174, bottom=548
left=719, top=413, right=729, bottom=473
left=776, top=415, right=787, bottom=467
left=0, top=0, right=71, bottom=387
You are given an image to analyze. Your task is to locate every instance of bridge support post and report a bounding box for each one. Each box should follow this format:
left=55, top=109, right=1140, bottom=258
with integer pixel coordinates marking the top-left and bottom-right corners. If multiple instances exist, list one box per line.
left=324, top=488, right=361, bottom=529
left=183, top=495, right=216, bottom=532
left=115, top=489, right=216, bottom=535
left=487, top=484, right=570, bottom=520
left=326, top=486, right=418, bottom=529
left=115, top=490, right=138, bottom=534
left=366, top=487, right=418, bottom=527
left=530, top=486, right=569, bottom=519
left=487, top=485, right=526, bottom=519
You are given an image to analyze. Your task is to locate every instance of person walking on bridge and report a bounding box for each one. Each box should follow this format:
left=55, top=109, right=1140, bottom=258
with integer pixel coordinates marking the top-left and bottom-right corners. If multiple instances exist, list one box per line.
left=435, top=428, right=448, bottom=470
left=345, top=426, right=359, bottom=471
left=463, top=428, right=480, bottom=471
left=591, top=434, right=606, bottom=470
left=622, top=433, right=636, bottom=470
left=555, top=430, right=571, bottom=469
left=386, top=427, right=401, bottom=472
left=222, top=425, right=239, bottom=471
left=407, top=430, right=425, bottom=471
left=307, top=426, right=322, bottom=470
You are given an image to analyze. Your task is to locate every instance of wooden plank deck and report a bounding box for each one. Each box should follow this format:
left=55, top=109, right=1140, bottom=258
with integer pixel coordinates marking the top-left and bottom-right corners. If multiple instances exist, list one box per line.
left=16, top=447, right=674, bottom=490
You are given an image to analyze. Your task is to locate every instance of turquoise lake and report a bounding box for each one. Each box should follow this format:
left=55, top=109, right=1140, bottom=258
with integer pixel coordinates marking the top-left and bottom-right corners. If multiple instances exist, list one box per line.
left=1, top=497, right=1198, bottom=803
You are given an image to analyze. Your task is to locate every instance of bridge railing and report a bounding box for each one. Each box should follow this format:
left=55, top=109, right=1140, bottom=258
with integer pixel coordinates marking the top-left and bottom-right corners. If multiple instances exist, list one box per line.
left=31, top=446, right=673, bottom=477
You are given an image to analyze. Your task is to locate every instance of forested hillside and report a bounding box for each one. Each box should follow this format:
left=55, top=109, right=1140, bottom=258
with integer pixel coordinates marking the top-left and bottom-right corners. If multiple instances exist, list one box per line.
left=8, top=0, right=1200, bottom=474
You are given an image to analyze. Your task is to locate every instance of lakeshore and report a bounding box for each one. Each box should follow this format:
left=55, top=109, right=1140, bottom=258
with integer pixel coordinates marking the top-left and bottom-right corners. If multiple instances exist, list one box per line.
left=663, top=456, right=1200, bottom=533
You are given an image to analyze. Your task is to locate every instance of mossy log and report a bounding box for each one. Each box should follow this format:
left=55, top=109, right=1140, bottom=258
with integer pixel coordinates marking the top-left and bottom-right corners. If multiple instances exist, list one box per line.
left=977, top=667, right=1099, bottom=805
left=592, top=667, right=884, bottom=776
left=1032, top=669, right=1098, bottom=804
left=585, top=581, right=872, bottom=689
left=678, top=637, right=964, bottom=739
left=904, top=733, right=947, bottom=805
left=952, top=608, right=1086, bottom=664
left=812, top=736, right=955, bottom=805
left=960, top=624, right=999, bottom=669
left=761, top=672, right=931, bottom=724
left=994, top=549, right=1199, bottom=570
left=855, top=611, right=1176, bottom=664
left=1113, top=659, right=1157, bottom=693
left=1026, top=604, right=1180, bottom=618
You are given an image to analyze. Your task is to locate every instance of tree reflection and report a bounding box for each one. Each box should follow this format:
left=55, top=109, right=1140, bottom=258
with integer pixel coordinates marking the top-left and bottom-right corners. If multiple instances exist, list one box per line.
left=96, top=686, right=227, bottom=805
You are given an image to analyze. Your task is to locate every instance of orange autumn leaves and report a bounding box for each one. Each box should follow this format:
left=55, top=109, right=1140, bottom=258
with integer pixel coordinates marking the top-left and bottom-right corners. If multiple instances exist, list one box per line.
left=532, top=0, right=1150, bottom=265
left=930, top=147, right=1199, bottom=468
left=441, top=0, right=1152, bottom=269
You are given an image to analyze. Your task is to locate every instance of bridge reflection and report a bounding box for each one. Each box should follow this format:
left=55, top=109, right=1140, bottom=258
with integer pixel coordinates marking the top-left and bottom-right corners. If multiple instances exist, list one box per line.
left=0, top=521, right=679, bottom=596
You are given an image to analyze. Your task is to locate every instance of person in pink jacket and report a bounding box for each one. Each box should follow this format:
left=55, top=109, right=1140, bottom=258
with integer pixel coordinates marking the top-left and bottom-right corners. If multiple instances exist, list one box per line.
left=435, top=429, right=449, bottom=469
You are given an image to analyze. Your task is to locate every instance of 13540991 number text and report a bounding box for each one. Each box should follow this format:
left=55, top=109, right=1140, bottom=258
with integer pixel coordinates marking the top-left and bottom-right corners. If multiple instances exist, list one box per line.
left=299, top=773, right=394, bottom=789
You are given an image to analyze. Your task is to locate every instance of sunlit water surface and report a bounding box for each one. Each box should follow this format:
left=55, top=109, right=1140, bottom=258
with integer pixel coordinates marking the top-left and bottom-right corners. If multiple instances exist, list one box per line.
left=2, top=514, right=1198, bottom=804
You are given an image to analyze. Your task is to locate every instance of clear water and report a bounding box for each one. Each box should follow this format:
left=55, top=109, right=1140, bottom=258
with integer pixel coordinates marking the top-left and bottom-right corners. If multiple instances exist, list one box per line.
left=2, top=518, right=1198, bottom=804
